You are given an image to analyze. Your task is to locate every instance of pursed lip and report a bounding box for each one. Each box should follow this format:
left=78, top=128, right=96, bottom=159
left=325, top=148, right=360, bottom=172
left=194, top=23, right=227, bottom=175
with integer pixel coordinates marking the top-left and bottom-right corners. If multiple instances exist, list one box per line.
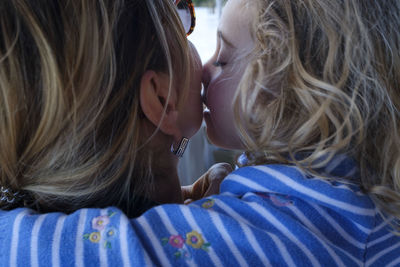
left=201, top=83, right=209, bottom=109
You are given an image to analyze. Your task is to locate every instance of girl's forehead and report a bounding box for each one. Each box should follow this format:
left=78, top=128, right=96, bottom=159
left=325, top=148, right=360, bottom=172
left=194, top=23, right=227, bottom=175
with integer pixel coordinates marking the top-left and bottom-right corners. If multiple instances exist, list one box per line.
left=219, top=0, right=254, bottom=50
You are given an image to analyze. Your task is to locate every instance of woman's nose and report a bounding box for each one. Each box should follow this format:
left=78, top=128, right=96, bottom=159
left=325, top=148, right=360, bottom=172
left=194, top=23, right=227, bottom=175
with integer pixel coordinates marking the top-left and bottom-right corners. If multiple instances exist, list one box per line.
left=202, top=60, right=212, bottom=89
left=188, top=41, right=202, bottom=68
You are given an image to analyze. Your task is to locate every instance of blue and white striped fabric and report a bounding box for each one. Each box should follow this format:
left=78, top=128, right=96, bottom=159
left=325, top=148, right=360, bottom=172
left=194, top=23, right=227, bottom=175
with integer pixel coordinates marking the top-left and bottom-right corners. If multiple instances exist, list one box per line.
left=1, top=158, right=400, bottom=266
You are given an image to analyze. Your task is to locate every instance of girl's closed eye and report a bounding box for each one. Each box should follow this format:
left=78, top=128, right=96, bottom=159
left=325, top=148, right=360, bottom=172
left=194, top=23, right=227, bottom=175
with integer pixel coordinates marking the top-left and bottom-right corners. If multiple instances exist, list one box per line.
left=211, top=31, right=233, bottom=69
left=213, top=48, right=230, bottom=68
left=213, top=43, right=228, bottom=67
left=213, top=60, right=227, bottom=67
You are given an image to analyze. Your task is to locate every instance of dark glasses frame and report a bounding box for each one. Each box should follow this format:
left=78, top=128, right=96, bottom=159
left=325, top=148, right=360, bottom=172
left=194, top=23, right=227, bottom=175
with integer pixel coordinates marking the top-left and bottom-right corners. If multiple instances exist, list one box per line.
left=175, top=0, right=196, bottom=36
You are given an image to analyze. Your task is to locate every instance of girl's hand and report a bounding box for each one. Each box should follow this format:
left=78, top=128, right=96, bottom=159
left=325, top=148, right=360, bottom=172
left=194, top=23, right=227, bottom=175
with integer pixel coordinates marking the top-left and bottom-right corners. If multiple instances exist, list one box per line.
left=181, top=163, right=233, bottom=204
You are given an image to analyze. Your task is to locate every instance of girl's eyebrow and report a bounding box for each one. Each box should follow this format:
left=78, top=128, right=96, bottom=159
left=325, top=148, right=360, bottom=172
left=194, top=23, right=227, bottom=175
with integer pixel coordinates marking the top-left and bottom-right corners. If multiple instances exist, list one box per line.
left=217, top=30, right=236, bottom=49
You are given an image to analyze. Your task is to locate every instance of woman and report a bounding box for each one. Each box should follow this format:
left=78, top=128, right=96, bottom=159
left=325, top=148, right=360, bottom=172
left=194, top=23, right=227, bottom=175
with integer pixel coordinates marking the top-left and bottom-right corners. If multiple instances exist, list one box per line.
left=0, top=0, right=211, bottom=218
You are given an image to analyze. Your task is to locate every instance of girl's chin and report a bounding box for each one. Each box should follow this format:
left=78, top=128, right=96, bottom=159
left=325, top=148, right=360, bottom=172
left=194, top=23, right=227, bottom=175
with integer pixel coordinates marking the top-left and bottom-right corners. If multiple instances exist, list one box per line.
left=203, top=109, right=218, bottom=145
left=203, top=112, right=244, bottom=150
left=203, top=111, right=229, bottom=149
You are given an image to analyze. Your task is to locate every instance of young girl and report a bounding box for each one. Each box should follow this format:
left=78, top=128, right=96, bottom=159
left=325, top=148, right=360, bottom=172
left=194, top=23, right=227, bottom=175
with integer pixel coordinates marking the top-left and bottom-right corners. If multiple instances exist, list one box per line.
left=2, top=0, right=400, bottom=266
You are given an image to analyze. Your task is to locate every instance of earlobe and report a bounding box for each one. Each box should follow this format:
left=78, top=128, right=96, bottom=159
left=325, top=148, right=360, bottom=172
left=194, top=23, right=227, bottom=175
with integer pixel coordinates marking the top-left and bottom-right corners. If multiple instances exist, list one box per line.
left=139, top=70, right=180, bottom=136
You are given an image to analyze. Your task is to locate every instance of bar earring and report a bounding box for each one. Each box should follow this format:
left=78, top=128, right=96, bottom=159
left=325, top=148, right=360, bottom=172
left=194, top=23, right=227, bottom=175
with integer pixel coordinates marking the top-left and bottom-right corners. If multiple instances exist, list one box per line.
left=171, top=137, right=189, bottom=157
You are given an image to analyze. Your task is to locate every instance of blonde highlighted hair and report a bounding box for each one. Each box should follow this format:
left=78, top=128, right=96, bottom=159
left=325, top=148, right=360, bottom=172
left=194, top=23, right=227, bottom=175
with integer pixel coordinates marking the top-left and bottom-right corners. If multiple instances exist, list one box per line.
left=0, top=0, right=190, bottom=216
left=236, top=0, right=400, bottom=224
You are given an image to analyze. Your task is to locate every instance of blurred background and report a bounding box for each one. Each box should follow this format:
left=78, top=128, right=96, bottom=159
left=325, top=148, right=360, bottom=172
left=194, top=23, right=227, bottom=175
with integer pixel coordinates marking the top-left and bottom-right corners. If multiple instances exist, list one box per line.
left=178, top=0, right=238, bottom=185
left=188, top=0, right=226, bottom=62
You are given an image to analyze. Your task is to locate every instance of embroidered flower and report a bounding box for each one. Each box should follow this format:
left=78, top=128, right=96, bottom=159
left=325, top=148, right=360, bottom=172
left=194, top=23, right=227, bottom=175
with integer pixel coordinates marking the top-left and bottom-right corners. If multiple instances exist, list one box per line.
left=84, top=210, right=117, bottom=249
left=183, top=250, right=192, bottom=259
left=270, top=194, right=293, bottom=207
left=255, top=193, right=294, bottom=207
left=186, top=231, right=204, bottom=249
left=201, top=199, right=215, bottom=209
left=169, top=235, right=185, bottom=248
left=104, top=227, right=117, bottom=240
left=92, top=215, right=110, bottom=231
left=173, top=249, right=192, bottom=259
left=162, top=230, right=211, bottom=260
left=89, top=232, right=101, bottom=243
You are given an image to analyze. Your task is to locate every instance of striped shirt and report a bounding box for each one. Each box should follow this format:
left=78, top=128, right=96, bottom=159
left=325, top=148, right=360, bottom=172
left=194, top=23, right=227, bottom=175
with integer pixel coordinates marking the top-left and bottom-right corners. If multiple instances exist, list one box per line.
left=1, top=157, right=400, bottom=266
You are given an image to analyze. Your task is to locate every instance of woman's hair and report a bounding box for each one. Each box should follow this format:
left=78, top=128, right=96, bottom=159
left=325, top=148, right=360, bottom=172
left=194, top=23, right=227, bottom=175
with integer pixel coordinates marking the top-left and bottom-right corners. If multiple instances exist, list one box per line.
left=0, top=0, right=190, bottom=216
left=236, top=0, right=400, bottom=224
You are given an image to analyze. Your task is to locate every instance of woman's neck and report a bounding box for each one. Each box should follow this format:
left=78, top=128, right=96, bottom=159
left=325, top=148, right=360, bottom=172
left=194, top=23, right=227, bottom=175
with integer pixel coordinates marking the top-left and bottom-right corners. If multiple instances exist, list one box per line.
left=147, top=131, right=183, bottom=204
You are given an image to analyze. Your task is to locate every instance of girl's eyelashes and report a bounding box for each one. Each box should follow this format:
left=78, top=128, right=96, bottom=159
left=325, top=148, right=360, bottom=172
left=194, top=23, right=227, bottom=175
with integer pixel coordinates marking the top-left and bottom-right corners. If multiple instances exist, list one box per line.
left=213, top=60, right=227, bottom=67
left=212, top=39, right=229, bottom=68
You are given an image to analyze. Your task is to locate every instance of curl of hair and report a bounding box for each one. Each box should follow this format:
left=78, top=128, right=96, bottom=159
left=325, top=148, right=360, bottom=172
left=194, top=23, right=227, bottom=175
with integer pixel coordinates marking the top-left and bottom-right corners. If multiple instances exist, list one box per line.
left=236, top=0, right=400, bottom=228
left=0, top=0, right=190, bottom=217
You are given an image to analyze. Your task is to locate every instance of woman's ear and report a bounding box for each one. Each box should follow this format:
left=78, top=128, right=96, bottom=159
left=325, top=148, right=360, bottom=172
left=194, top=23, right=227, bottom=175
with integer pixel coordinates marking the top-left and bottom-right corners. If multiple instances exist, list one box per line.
left=139, top=70, right=180, bottom=136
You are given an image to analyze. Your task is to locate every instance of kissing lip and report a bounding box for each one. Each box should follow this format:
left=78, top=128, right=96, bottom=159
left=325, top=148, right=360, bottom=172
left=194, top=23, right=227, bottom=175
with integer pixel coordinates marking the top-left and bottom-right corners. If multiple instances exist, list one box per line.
left=201, top=83, right=209, bottom=108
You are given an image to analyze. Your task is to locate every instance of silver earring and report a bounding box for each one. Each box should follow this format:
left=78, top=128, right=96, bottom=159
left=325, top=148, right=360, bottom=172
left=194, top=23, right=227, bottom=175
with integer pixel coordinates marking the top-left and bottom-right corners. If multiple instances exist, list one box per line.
left=0, top=186, right=24, bottom=205
left=171, top=137, right=189, bottom=157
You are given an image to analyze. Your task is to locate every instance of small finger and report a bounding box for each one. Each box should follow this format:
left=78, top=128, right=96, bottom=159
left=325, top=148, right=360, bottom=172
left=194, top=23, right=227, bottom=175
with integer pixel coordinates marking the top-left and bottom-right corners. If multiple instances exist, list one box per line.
left=181, top=185, right=192, bottom=200
left=184, top=198, right=193, bottom=205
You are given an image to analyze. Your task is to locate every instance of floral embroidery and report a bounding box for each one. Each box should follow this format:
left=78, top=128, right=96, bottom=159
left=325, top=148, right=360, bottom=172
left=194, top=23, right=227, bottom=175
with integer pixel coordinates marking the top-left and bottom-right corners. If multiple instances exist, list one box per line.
left=256, top=193, right=294, bottom=207
left=174, top=249, right=192, bottom=259
left=105, top=227, right=117, bottom=240
left=162, top=230, right=211, bottom=261
left=88, top=232, right=101, bottom=243
left=201, top=199, right=215, bottom=209
left=182, top=250, right=192, bottom=259
left=92, top=215, right=110, bottom=231
left=169, top=235, right=185, bottom=248
left=269, top=194, right=294, bottom=207
left=186, top=231, right=204, bottom=249
left=83, top=210, right=116, bottom=249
